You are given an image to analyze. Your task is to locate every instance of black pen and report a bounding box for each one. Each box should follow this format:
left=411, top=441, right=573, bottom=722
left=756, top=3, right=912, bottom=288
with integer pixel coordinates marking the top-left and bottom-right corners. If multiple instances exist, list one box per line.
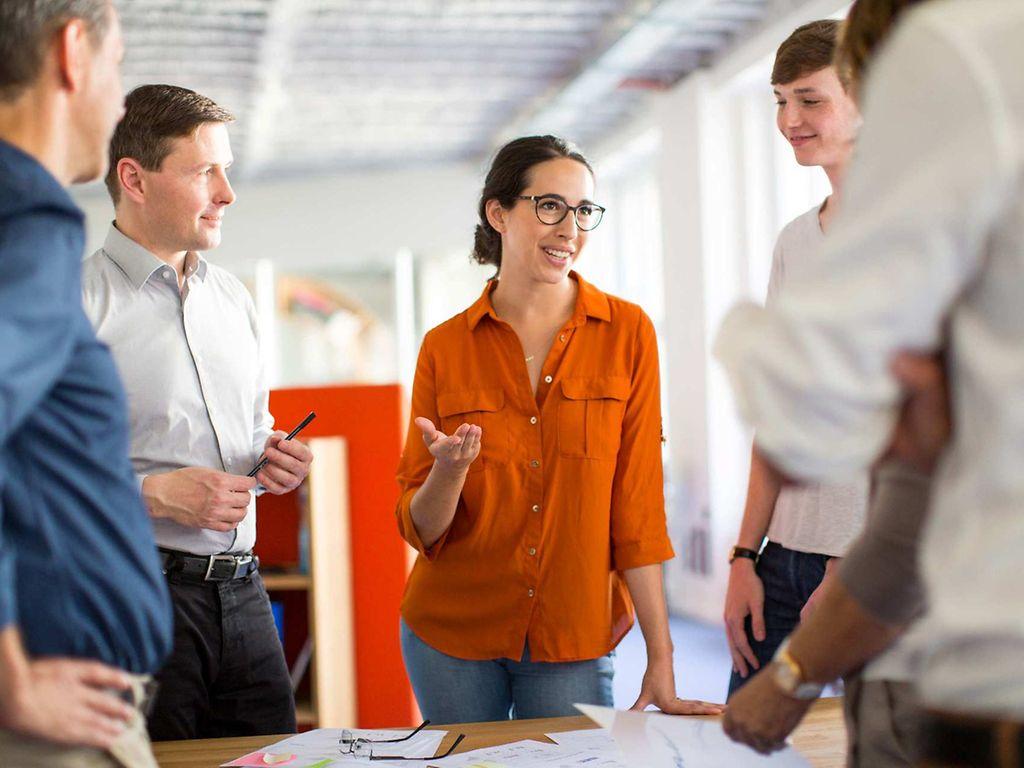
left=248, top=410, right=317, bottom=477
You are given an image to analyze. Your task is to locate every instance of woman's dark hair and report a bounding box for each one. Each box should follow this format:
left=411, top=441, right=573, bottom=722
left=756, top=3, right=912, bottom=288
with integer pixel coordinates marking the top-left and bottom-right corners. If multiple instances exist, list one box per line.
left=473, top=135, right=594, bottom=272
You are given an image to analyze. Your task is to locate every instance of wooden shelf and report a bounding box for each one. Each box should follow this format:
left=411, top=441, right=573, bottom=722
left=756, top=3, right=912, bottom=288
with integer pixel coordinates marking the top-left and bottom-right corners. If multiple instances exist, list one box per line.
left=296, top=704, right=316, bottom=727
left=262, top=572, right=312, bottom=591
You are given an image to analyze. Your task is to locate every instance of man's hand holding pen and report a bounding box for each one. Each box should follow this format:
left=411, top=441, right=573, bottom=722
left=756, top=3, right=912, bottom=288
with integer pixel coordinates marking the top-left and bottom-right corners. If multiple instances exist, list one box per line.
left=255, top=432, right=313, bottom=494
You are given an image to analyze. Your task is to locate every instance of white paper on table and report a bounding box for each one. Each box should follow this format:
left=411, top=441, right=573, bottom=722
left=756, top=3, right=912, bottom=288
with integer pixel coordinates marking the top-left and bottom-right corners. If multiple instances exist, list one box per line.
left=428, top=738, right=630, bottom=768
left=221, top=727, right=447, bottom=767
left=576, top=705, right=812, bottom=768
left=544, top=728, right=617, bottom=751
left=426, top=739, right=561, bottom=767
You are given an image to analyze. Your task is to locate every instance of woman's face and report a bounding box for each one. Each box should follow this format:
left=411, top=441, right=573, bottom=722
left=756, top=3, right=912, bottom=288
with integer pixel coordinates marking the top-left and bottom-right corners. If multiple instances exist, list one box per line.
left=774, top=65, right=861, bottom=170
left=487, top=157, right=596, bottom=286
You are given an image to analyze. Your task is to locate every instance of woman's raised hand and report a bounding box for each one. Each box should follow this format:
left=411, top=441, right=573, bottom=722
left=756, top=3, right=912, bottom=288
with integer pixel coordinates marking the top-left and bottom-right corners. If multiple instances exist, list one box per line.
left=415, top=417, right=482, bottom=474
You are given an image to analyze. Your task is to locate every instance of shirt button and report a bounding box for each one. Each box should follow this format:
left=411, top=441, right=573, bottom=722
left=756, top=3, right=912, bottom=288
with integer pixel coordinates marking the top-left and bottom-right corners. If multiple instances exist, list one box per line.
left=543, top=375, right=553, bottom=384
left=530, top=416, right=538, bottom=425
left=532, top=504, right=540, bottom=513
left=559, top=334, right=566, bottom=342
left=530, top=459, right=540, bottom=469
left=528, top=547, right=537, bottom=556
left=528, top=589, right=535, bottom=598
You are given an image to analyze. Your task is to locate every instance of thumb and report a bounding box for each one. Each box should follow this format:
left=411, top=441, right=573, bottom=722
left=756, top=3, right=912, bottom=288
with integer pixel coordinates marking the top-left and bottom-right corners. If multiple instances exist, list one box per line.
left=414, top=417, right=440, bottom=440
left=630, top=692, right=652, bottom=712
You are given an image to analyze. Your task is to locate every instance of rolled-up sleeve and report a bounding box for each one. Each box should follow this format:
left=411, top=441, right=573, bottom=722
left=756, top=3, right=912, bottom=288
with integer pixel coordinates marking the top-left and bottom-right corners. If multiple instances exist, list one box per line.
left=713, top=18, right=1013, bottom=481
left=395, top=336, right=451, bottom=560
left=610, top=311, right=674, bottom=571
left=0, top=210, right=79, bottom=629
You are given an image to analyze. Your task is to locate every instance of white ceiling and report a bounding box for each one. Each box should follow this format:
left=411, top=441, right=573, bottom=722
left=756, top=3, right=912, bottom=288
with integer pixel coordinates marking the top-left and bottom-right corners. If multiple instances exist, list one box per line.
left=116, top=0, right=782, bottom=179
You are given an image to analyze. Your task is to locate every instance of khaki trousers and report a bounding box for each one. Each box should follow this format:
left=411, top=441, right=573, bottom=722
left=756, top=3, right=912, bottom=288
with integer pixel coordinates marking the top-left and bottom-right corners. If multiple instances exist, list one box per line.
left=0, top=674, right=157, bottom=768
left=844, top=673, right=921, bottom=768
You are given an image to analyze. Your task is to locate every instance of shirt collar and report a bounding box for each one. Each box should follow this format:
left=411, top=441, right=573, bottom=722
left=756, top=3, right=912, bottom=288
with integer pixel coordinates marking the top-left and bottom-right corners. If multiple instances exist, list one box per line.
left=101, top=223, right=209, bottom=290
left=466, top=270, right=611, bottom=331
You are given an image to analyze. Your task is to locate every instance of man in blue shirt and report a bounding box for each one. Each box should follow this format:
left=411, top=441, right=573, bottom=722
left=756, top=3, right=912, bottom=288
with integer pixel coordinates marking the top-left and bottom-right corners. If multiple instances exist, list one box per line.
left=0, top=2, right=172, bottom=765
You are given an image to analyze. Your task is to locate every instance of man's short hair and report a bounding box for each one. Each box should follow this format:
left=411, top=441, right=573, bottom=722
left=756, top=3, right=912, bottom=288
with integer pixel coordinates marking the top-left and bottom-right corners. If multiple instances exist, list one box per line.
left=772, top=19, right=847, bottom=89
left=0, top=0, right=111, bottom=103
left=105, top=84, right=235, bottom=204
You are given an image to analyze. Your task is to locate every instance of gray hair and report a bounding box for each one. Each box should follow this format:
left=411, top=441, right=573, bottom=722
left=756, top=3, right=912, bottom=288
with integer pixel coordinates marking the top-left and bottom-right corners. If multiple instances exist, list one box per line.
left=0, top=0, right=112, bottom=102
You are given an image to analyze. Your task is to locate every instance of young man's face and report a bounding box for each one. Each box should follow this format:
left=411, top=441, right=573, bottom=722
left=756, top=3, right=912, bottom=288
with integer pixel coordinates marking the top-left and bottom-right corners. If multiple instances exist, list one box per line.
left=774, top=66, right=860, bottom=170
left=72, top=4, right=126, bottom=183
left=140, top=121, right=236, bottom=253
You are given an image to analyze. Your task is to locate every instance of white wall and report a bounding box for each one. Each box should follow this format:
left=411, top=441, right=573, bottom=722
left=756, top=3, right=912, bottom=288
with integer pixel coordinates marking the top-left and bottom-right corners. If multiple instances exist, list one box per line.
left=74, top=163, right=484, bottom=279
left=651, top=0, right=844, bottom=624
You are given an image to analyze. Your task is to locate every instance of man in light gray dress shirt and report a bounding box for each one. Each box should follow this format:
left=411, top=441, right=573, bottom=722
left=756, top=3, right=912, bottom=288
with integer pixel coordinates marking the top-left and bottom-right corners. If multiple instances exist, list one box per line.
left=81, top=84, right=312, bottom=740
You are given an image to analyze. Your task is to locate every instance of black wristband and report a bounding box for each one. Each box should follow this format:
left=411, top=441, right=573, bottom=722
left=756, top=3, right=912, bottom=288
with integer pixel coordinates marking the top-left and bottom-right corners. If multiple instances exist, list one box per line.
left=729, top=545, right=759, bottom=564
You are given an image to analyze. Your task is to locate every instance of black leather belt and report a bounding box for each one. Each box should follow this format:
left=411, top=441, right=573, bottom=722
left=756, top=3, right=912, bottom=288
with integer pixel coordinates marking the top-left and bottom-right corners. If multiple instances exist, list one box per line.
left=159, top=548, right=259, bottom=582
left=920, top=710, right=1024, bottom=767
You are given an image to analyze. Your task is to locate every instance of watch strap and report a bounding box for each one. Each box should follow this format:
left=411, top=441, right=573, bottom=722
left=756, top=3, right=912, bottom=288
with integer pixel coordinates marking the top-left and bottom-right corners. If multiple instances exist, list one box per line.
left=729, top=545, right=759, bottom=564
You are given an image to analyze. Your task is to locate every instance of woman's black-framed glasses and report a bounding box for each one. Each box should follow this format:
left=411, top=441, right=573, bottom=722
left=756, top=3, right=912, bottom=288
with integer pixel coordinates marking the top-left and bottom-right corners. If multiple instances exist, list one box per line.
left=338, top=720, right=467, bottom=761
left=516, top=195, right=606, bottom=231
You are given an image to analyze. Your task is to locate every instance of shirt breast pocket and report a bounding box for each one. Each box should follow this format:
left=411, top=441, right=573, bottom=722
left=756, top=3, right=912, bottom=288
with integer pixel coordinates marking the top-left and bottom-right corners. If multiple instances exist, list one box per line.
left=558, top=376, right=630, bottom=460
left=436, top=388, right=509, bottom=472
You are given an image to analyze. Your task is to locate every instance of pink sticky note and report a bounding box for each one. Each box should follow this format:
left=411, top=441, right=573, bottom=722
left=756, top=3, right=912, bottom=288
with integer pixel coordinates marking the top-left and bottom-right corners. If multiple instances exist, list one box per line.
left=222, top=750, right=298, bottom=767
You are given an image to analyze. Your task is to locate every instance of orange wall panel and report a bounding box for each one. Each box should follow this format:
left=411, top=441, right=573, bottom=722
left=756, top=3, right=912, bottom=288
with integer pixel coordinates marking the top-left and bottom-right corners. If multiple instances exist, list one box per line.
left=256, top=384, right=414, bottom=728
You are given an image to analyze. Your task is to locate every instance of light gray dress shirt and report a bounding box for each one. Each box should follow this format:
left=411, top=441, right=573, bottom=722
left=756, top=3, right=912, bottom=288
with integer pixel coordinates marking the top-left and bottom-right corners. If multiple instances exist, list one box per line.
left=716, top=0, right=1024, bottom=715
left=82, top=224, right=274, bottom=555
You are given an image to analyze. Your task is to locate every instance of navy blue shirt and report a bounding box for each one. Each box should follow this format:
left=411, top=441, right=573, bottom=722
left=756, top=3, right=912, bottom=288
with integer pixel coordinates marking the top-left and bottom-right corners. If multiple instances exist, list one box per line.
left=0, top=139, right=171, bottom=673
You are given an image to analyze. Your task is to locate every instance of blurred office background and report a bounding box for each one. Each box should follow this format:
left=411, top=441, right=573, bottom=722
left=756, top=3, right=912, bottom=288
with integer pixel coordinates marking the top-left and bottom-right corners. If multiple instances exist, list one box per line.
left=74, top=0, right=844, bottom=717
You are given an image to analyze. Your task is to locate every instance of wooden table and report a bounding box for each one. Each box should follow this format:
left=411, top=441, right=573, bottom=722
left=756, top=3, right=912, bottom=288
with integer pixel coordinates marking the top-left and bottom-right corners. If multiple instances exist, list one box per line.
left=154, top=696, right=846, bottom=767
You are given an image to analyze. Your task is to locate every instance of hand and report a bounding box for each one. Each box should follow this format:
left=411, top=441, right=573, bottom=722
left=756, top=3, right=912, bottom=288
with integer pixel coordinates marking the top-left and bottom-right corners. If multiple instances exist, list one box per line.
left=722, top=666, right=813, bottom=754
left=799, top=559, right=837, bottom=623
left=0, top=658, right=135, bottom=749
left=415, top=417, right=481, bottom=476
left=630, top=656, right=726, bottom=715
left=724, top=559, right=765, bottom=679
left=256, top=431, right=313, bottom=494
left=885, top=351, right=951, bottom=474
left=142, top=467, right=256, bottom=532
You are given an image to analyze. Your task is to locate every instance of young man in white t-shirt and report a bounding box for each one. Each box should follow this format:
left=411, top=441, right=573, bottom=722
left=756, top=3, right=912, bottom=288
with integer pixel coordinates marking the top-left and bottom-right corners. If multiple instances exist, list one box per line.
left=723, top=19, right=866, bottom=698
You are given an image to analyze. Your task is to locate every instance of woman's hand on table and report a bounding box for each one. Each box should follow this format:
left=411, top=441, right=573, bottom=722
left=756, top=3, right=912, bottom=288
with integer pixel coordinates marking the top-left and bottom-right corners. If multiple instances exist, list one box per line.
left=415, top=417, right=482, bottom=475
left=630, top=655, right=726, bottom=716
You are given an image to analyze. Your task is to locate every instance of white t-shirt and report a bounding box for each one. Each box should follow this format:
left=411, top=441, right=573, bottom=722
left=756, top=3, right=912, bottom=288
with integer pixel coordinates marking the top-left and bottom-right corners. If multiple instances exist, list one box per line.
left=763, top=203, right=869, bottom=557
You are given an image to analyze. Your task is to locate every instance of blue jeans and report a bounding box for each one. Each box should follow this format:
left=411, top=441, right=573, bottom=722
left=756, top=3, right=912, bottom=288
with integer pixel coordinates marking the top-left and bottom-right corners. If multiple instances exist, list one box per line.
left=727, top=542, right=828, bottom=699
left=399, top=619, right=614, bottom=723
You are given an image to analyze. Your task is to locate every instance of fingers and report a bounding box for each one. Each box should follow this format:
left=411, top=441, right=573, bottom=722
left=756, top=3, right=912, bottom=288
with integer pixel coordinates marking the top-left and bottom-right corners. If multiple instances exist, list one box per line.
left=750, top=601, right=766, bottom=643
left=224, top=473, right=258, bottom=493
left=725, top=617, right=758, bottom=674
left=70, top=660, right=131, bottom=691
left=81, top=688, right=134, bottom=722
left=659, top=698, right=727, bottom=716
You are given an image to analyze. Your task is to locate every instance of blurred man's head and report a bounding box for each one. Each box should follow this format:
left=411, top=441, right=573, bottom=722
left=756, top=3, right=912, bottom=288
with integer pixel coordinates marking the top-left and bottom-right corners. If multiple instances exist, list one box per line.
left=772, top=20, right=860, bottom=171
left=108, top=84, right=236, bottom=255
left=836, top=0, right=932, bottom=100
left=0, top=1, right=125, bottom=183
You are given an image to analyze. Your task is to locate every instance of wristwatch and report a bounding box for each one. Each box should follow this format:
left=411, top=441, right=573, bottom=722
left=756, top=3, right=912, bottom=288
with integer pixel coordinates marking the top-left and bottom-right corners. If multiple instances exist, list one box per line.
left=771, top=638, right=824, bottom=700
left=728, top=545, right=759, bottom=564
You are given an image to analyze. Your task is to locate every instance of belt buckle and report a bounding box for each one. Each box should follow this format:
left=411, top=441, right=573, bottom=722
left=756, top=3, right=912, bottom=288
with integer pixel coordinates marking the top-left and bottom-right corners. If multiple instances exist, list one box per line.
left=205, top=554, right=237, bottom=581
left=232, top=554, right=254, bottom=579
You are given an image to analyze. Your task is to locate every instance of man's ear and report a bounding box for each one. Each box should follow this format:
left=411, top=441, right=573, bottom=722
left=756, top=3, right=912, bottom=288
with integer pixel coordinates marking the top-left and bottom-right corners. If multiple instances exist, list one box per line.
left=54, top=19, right=92, bottom=93
left=485, top=198, right=508, bottom=234
left=117, top=158, right=147, bottom=205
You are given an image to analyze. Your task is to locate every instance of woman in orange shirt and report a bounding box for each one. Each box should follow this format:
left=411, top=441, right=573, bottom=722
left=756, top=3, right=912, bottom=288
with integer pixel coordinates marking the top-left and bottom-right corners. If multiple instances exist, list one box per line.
left=396, top=135, right=724, bottom=722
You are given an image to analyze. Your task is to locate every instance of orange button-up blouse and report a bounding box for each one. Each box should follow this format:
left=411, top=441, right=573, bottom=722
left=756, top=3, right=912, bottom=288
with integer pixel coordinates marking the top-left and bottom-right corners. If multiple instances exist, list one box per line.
left=396, top=272, right=674, bottom=663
